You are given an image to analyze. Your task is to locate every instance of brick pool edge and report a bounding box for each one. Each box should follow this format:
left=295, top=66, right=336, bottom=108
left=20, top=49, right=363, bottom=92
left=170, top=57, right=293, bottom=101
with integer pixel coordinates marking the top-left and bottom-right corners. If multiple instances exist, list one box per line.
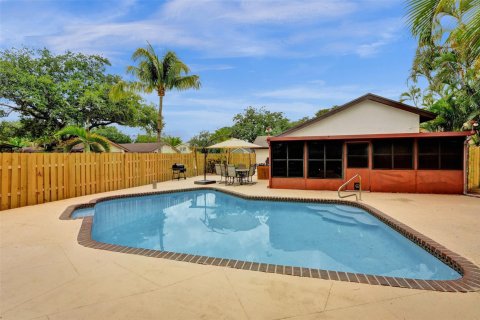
left=61, top=187, right=480, bottom=292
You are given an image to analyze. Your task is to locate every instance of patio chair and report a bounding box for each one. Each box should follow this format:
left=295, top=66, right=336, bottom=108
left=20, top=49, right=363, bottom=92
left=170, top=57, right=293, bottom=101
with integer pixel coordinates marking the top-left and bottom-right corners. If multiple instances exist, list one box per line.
left=220, top=163, right=227, bottom=184
left=247, top=164, right=256, bottom=183
left=215, top=163, right=224, bottom=183
left=226, top=165, right=237, bottom=185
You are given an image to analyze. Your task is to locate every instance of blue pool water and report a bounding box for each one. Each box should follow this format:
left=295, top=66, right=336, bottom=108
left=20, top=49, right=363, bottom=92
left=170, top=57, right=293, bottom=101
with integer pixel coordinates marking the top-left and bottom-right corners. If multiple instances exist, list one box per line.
left=88, top=190, right=460, bottom=280
left=72, top=207, right=95, bottom=219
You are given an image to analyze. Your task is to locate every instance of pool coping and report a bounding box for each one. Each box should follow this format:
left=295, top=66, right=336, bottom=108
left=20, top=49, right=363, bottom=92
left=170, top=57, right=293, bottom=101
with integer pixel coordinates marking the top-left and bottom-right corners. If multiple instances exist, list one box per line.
left=60, top=187, right=480, bottom=292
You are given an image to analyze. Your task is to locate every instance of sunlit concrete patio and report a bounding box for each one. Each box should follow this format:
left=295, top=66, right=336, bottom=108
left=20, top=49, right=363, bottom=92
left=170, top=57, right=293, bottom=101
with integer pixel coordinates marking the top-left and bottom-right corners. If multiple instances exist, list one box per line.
left=1, top=176, right=479, bottom=319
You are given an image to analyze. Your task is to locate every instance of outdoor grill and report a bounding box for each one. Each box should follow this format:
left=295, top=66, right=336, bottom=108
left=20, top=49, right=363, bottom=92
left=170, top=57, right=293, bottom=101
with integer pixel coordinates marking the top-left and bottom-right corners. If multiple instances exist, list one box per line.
left=172, top=163, right=187, bottom=180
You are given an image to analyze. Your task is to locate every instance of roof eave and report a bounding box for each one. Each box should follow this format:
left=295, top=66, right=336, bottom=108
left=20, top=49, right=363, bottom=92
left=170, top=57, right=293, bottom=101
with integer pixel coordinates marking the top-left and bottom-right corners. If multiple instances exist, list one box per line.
left=269, top=131, right=471, bottom=142
left=276, top=93, right=437, bottom=137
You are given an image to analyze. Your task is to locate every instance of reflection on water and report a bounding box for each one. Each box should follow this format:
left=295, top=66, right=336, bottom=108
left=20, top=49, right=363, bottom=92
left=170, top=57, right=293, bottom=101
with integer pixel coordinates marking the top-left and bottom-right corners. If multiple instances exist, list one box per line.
left=91, top=190, right=460, bottom=280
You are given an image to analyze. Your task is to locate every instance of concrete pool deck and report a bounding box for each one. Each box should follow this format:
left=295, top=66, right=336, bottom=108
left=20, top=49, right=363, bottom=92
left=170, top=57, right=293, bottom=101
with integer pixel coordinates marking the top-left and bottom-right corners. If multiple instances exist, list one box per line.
left=1, top=177, right=479, bottom=319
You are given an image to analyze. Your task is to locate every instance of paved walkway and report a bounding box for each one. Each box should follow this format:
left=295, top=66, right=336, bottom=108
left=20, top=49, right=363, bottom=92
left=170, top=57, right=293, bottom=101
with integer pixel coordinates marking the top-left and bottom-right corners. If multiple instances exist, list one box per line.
left=1, top=177, right=479, bottom=319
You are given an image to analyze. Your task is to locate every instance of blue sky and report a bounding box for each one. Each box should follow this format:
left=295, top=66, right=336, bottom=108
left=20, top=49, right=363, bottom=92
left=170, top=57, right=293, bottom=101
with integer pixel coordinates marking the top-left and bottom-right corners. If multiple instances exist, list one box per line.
left=0, top=0, right=417, bottom=140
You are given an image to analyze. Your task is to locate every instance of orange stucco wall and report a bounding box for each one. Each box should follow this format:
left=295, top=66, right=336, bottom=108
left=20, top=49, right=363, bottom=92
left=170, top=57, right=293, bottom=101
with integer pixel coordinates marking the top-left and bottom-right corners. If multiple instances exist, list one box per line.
left=268, top=137, right=466, bottom=194
left=270, top=178, right=306, bottom=189
left=270, top=169, right=463, bottom=194
left=416, top=170, right=464, bottom=194
left=369, top=170, right=417, bottom=193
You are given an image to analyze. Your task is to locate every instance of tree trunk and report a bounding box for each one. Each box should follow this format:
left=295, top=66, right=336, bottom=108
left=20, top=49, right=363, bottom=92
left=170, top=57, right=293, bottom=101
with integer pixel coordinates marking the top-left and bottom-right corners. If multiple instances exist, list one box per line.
left=157, top=90, right=164, bottom=152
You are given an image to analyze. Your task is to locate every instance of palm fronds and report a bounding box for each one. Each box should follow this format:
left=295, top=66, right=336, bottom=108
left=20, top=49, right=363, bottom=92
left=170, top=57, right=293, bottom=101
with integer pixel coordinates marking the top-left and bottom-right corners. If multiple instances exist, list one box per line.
left=89, top=133, right=111, bottom=152
left=56, top=125, right=111, bottom=153
left=125, top=42, right=201, bottom=141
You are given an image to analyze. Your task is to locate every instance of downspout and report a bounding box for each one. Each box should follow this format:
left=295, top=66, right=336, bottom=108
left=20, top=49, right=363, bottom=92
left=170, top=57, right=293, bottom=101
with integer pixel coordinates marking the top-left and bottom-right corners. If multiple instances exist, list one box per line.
left=464, top=136, right=470, bottom=195
left=267, top=137, right=271, bottom=188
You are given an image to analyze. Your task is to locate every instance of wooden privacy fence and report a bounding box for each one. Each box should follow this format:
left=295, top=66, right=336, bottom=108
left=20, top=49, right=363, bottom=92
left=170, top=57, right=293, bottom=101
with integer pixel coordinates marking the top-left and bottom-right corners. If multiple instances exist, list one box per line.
left=468, top=146, right=480, bottom=191
left=0, top=152, right=255, bottom=210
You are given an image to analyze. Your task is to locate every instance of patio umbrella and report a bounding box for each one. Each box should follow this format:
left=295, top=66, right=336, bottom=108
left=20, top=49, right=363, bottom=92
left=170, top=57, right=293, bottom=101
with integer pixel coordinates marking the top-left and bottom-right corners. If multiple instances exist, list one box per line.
left=206, top=138, right=262, bottom=166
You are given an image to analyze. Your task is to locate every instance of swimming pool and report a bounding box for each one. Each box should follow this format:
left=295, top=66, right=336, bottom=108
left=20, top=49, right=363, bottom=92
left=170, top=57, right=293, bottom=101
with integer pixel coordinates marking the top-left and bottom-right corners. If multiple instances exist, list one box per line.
left=84, top=189, right=460, bottom=281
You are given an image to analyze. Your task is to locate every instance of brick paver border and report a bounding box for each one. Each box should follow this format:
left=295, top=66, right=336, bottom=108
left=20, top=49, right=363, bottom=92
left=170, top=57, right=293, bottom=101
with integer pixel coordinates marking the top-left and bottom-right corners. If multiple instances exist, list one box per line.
left=60, top=187, right=480, bottom=292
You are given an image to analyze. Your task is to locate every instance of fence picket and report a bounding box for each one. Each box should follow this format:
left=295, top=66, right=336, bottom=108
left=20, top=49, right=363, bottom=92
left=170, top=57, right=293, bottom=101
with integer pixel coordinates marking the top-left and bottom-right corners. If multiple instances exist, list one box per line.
left=1, top=154, right=11, bottom=210
left=0, top=151, right=259, bottom=210
left=19, top=154, right=27, bottom=207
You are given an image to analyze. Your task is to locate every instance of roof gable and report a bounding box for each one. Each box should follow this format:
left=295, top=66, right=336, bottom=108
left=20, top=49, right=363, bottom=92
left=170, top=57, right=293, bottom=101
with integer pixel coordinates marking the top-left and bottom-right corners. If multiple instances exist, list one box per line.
left=119, top=142, right=180, bottom=153
left=278, top=93, right=436, bottom=137
left=253, top=136, right=269, bottom=148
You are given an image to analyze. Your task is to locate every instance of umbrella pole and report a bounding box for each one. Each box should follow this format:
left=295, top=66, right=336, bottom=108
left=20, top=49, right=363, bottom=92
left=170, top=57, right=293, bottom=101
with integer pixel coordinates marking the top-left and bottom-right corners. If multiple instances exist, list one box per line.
left=194, top=147, right=216, bottom=185
left=203, top=150, right=207, bottom=180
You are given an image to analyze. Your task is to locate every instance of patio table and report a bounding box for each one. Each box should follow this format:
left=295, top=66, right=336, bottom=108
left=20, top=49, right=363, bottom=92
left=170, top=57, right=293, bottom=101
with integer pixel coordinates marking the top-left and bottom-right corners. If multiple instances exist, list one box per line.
left=235, top=168, right=249, bottom=185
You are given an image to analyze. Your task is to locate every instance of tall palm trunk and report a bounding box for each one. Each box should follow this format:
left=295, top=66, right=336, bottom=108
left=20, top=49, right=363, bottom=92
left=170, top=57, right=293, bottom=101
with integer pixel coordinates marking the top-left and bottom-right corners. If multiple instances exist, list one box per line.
left=157, top=88, right=165, bottom=149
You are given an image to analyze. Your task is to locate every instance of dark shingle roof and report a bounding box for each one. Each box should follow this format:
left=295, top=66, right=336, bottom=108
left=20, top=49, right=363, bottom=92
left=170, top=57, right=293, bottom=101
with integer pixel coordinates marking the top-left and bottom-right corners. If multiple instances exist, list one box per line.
left=119, top=142, right=179, bottom=153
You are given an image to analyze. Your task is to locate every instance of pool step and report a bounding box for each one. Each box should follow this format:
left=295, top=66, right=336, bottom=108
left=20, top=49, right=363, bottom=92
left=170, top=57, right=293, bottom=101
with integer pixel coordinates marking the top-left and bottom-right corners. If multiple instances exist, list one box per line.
left=333, top=205, right=365, bottom=214
left=307, top=206, right=378, bottom=227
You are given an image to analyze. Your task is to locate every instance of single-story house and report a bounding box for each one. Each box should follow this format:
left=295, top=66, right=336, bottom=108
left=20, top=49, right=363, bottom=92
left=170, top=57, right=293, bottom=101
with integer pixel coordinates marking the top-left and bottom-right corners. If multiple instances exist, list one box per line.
left=267, top=93, right=471, bottom=194
left=253, top=136, right=269, bottom=164
left=176, top=143, right=192, bottom=154
left=119, top=142, right=179, bottom=153
left=71, top=141, right=128, bottom=153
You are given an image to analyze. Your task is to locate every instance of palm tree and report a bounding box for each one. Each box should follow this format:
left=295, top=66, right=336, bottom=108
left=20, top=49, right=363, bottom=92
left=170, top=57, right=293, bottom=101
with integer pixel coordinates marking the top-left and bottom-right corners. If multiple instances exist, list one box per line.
left=56, top=126, right=111, bottom=153
left=126, top=43, right=201, bottom=143
left=406, top=0, right=480, bottom=63
left=405, top=0, right=480, bottom=133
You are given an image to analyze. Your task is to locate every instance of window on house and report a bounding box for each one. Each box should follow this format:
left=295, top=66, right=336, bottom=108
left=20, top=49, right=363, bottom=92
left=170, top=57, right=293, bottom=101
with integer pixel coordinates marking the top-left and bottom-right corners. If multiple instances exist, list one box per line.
left=418, top=138, right=464, bottom=170
left=307, top=141, right=343, bottom=178
left=347, top=143, right=369, bottom=168
left=271, top=141, right=304, bottom=177
left=373, top=139, right=413, bottom=169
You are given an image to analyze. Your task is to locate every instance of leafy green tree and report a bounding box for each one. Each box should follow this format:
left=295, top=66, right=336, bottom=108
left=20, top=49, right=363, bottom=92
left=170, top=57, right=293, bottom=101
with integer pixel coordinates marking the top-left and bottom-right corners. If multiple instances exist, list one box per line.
left=399, top=86, right=422, bottom=108
left=56, top=126, right=111, bottom=153
left=210, top=126, right=232, bottom=143
left=8, top=137, right=30, bottom=148
left=0, top=48, right=156, bottom=138
left=288, top=116, right=310, bottom=128
left=135, top=134, right=157, bottom=143
left=315, top=106, right=340, bottom=118
left=0, top=121, right=26, bottom=141
left=404, top=0, right=480, bottom=132
left=162, top=135, right=182, bottom=147
left=407, top=0, right=479, bottom=63
left=188, top=131, right=213, bottom=149
left=92, top=126, right=132, bottom=143
left=231, top=107, right=291, bottom=142
left=121, top=43, right=201, bottom=142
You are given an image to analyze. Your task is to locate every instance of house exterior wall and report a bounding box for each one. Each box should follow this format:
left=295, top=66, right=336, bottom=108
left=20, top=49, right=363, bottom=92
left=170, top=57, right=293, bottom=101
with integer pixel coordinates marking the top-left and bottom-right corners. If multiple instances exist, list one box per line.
left=110, top=145, right=125, bottom=153
left=268, top=137, right=466, bottom=194
left=270, top=170, right=464, bottom=194
left=160, top=145, right=179, bottom=154
left=255, top=149, right=269, bottom=164
left=177, top=144, right=192, bottom=153
left=287, top=100, right=420, bottom=137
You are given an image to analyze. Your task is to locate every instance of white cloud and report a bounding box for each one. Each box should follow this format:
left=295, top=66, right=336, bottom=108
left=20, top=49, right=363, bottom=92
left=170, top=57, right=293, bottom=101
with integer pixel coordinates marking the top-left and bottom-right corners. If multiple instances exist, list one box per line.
left=0, top=0, right=403, bottom=58
left=221, top=1, right=357, bottom=23
left=0, top=0, right=410, bottom=140
left=255, top=82, right=405, bottom=106
left=189, top=64, right=235, bottom=72
left=256, top=84, right=360, bottom=101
